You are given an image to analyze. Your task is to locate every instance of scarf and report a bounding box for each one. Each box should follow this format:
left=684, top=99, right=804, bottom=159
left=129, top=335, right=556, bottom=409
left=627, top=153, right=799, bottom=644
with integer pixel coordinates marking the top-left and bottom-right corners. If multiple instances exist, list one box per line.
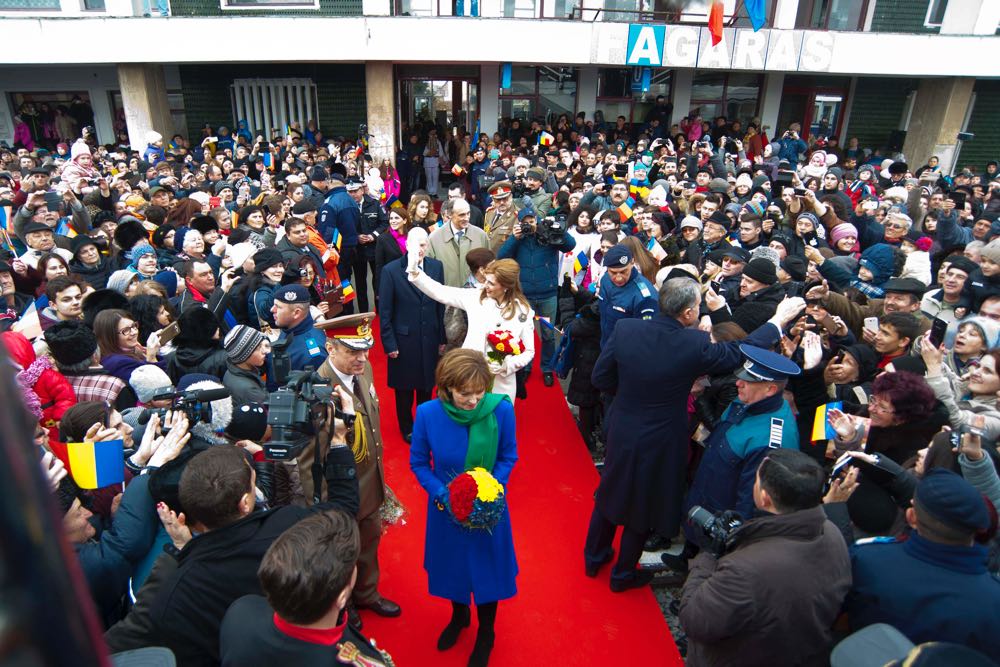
left=441, top=392, right=509, bottom=471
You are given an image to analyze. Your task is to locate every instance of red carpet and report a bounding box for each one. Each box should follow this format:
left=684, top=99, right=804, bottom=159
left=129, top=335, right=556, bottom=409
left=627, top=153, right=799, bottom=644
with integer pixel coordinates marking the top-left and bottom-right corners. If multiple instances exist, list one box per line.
left=361, top=328, right=682, bottom=666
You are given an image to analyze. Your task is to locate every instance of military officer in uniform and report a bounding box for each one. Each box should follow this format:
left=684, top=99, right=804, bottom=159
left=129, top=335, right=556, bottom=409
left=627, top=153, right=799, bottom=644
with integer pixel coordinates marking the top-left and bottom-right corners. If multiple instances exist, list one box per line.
left=307, top=311, right=401, bottom=627
left=484, top=181, right=518, bottom=252
left=596, top=244, right=658, bottom=346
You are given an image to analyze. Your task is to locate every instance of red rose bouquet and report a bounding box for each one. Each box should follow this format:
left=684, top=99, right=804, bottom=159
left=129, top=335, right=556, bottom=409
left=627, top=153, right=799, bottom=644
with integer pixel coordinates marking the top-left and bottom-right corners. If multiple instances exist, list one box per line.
left=485, top=330, right=523, bottom=365
left=446, top=467, right=506, bottom=531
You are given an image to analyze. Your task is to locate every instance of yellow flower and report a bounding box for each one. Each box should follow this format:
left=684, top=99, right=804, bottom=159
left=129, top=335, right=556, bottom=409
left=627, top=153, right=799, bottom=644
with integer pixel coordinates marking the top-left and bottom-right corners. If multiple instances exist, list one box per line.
left=469, top=467, right=504, bottom=503
left=495, top=342, right=506, bottom=353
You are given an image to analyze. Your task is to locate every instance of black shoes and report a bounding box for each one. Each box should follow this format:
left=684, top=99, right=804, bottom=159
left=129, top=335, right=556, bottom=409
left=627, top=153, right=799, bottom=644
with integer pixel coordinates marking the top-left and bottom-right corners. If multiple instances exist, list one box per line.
left=543, top=371, right=554, bottom=387
left=468, top=630, right=495, bottom=667
left=347, top=603, right=362, bottom=630
left=584, top=551, right=614, bottom=578
left=644, top=533, right=670, bottom=552
left=609, top=569, right=654, bottom=593
left=357, top=596, right=402, bottom=617
left=661, top=552, right=690, bottom=574
left=437, top=604, right=471, bottom=651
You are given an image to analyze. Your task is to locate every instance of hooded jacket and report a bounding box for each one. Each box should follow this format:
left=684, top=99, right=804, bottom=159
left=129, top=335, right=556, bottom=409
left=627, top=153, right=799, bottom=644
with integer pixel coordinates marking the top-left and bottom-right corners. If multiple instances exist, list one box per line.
left=2, top=330, right=75, bottom=445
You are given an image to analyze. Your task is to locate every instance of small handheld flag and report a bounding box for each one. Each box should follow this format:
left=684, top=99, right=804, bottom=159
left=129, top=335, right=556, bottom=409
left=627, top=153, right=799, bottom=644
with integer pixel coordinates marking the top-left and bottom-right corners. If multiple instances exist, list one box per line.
left=812, top=402, right=843, bottom=442
left=330, top=228, right=342, bottom=251
left=572, top=250, right=589, bottom=274
left=538, top=131, right=555, bottom=147
left=340, top=280, right=356, bottom=304
left=451, top=164, right=465, bottom=177
left=67, top=439, right=125, bottom=489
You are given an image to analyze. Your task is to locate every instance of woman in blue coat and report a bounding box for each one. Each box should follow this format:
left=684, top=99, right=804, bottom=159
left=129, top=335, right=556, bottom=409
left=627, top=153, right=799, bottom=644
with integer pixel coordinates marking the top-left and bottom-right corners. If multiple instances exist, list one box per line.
left=410, top=349, right=518, bottom=667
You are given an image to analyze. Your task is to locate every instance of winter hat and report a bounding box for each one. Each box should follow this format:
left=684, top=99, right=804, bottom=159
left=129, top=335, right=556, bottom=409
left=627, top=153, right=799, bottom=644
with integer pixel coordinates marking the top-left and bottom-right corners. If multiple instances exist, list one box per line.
left=513, top=157, right=531, bottom=170
left=224, top=324, right=266, bottom=364
left=214, top=180, right=235, bottom=195
left=856, top=163, right=876, bottom=178
left=172, top=226, right=192, bottom=253
left=107, top=269, right=138, bottom=294
left=176, top=373, right=219, bottom=393
left=842, top=343, right=880, bottom=382
left=706, top=211, right=730, bottom=230
left=735, top=173, right=753, bottom=190
left=176, top=306, right=221, bottom=347
left=915, top=469, right=991, bottom=534
left=708, top=177, right=729, bottom=194
left=70, top=140, right=91, bottom=160
left=740, top=200, right=766, bottom=222
left=946, top=255, right=978, bottom=277
left=71, top=234, right=100, bottom=257
left=750, top=245, right=781, bottom=269
left=129, top=365, right=173, bottom=404
left=130, top=243, right=157, bottom=264
left=45, top=320, right=98, bottom=367
left=226, top=403, right=268, bottom=441
left=188, top=191, right=210, bottom=209
left=743, top=257, right=778, bottom=285
left=958, top=316, right=1000, bottom=350
left=858, top=244, right=896, bottom=285
left=191, top=215, right=219, bottom=235
left=914, top=237, right=933, bottom=253
left=253, top=248, right=285, bottom=273
left=679, top=215, right=703, bottom=231
left=82, top=289, right=130, bottom=327
left=752, top=174, right=770, bottom=189
left=830, top=222, right=859, bottom=245
left=151, top=224, right=174, bottom=248
left=780, top=255, right=808, bottom=282
left=114, top=219, right=149, bottom=252
left=980, top=239, right=1000, bottom=264
left=517, top=205, right=537, bottom=222
left=796, top=212, right=821, bottom=229
left=153, top=270, right=178, bottom=296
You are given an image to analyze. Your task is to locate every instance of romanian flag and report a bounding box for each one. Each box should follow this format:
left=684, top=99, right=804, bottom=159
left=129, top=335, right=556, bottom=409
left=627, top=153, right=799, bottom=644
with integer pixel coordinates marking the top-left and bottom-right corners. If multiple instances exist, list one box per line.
left=538, top=131, right=555, bottom=147
left=330, top=228, right=342, bottom=251
left=340, top=279, right=356, bottom=304
left=451, top=164, right=465, bottom=177
left=67, top=439, right=125, bottom=489
left=811, top=402, right=843, bottom=442
left=55, top=218, right=78, bottom=239
left=572, top=250, right=589, bottom=274
left=617, top=196, right=636, bottom=223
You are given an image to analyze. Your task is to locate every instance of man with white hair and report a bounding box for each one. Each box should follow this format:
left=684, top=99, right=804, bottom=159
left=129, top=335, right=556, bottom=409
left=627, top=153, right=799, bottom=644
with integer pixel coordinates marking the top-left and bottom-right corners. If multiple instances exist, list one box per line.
left=427, top=197, right=490, bottom=287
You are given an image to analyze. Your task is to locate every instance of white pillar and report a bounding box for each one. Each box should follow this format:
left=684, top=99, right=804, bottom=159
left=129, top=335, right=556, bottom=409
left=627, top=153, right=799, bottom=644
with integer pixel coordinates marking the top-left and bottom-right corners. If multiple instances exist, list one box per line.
left=758, top=72, right=784, bottom=136
left=902, top=77, right=975, bottom=175
left=480, top=63, right=500, bottom=137
left=940, top=0, right=1000, bottom=35
left=670, top=69, right=694, bottom=127
left=365, top=61, right=397, bottom=165
left=772, top=0, right=798, bottom=29
left=576, top=66, right=598, bottom=119
left=117, top=64, right=173, bottom=151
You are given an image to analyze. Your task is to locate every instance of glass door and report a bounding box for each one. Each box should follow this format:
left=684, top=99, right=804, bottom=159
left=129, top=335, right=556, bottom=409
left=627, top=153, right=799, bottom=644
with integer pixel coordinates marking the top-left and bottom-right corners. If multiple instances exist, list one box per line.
left=398, top=79, right=480, bottom=140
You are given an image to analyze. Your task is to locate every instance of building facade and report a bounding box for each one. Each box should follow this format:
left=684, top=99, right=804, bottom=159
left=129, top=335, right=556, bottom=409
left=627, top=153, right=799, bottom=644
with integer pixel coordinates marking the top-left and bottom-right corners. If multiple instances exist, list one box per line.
left=1, top=0, right=998, bottom=172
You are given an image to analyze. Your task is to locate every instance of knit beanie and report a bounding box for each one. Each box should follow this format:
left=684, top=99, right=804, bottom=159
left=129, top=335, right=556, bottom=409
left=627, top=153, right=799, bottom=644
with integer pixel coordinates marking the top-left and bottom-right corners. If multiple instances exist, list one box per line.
left=981, top=239, right=1000, bottom=265
left=735, top=173, right=753, bottom=190
left=830, top=222, right=859, bottom=245
left=750, top=245, right=781, bottom=269
left=107, top=269, right=138, bottom=295
left=130, top=365, right=174, bottom=404
left=752, top=174, right=770, bottom=189
left=708, top=177, right=729, bottom=194
left=743, top=257, right=778, bottom=285
left=70, top=140, right=91, bottom=160
left=958, top=316, right=1000, bottom=350
left=172, top=227, right=191, bottom=253
left=740, top=200, right=766, bottom=222
left=153, top=270, right=178, bottom=297
left=224, top=324, right=266, bottom=364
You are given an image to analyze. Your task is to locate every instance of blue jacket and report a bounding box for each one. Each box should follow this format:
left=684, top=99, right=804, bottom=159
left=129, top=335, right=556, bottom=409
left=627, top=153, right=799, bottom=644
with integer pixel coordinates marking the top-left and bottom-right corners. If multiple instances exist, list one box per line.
left=318, top=184, right=359, bottom=247
left=249, top=282, right=277, bottom=329
left=278, top=314, right=328, bottom=372
left=597, top=268, right=657, bottom=346
left=935, top=209, right=974, bottom=252
left=847, top=533, right=1000, bottom=661
left=410, top=397, right=518, bottom=604
left=497, top=231, right=576, bottom=301
left=143, top=144, right=165, bottom=164
left=683, top=392, right=799, bottom=544
left=778, top=137, right=807, bottom=164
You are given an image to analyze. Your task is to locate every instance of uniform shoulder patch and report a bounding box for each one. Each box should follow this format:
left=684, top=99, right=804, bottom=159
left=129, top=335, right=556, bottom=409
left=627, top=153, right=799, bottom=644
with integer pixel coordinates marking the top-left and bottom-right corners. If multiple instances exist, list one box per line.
left=638, top=282, right=651, bottom=298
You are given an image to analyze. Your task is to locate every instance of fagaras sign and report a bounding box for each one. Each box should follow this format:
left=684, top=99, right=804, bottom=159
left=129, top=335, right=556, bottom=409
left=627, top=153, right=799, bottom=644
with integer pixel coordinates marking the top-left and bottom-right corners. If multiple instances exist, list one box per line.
left=624, top=24, right=835, bottom=72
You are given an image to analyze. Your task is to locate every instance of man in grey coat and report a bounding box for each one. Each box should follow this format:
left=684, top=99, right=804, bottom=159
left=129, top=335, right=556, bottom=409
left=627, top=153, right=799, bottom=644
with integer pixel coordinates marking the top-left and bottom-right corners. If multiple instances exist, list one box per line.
left=427, top=198, right=490, bottom=287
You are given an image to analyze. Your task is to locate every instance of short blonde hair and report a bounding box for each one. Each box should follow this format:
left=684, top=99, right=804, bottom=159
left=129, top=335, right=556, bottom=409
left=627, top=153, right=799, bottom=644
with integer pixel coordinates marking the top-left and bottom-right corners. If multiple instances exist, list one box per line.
left=435, top=349, right=492, bottom=403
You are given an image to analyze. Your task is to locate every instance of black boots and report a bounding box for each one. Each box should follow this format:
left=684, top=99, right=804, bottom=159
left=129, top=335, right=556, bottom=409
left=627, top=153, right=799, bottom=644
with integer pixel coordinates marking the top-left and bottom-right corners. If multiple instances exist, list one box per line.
left=437, top=602, right=471, bottom=651
left=438, top=601, right=497, bottom=667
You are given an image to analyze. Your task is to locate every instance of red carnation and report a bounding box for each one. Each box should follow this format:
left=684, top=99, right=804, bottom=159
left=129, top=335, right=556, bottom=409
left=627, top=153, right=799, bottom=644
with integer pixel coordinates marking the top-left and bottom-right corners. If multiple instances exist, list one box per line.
left=448, top=473, right=478, bottom=523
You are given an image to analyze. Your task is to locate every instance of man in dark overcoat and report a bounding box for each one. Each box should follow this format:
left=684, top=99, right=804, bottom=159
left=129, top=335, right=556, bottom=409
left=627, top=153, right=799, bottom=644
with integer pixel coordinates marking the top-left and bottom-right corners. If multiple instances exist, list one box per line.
left=379, top=228, right=446, bottom=441
left=584, top=276, right=805, bottom=592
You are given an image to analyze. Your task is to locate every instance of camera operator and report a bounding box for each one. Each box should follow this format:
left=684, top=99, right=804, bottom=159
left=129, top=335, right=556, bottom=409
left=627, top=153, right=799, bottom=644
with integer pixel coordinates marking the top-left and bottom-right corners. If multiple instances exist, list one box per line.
left=109, top=385, right=360, bottom=665
left=220, top=509, right=394, bottom=666
left=498, top=205, right=575, bottom=386
left=679, top=449, right=851, bottom=667
left=516, top=167, right=553, bottom=217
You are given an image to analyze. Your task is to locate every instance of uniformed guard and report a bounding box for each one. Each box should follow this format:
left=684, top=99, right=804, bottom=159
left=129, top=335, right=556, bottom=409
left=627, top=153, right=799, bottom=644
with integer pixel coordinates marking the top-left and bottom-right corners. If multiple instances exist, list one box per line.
left=484, top=180, right=518, bottom=252
left=595, top=244, right=658, bottom=346
left=677, top=344, right=802, bottom=556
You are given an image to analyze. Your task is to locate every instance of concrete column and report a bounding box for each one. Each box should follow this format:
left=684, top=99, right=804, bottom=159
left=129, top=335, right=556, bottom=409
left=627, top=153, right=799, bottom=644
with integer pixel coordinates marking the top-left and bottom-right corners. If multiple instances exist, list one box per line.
left=772, top=0, right=798, bottom=29
left=670, top=69, right=694, bottom=126
left=117, top=64, right=173, bottom=152
left=758, top=72, right=784, bottom=136
left=365, top=61, right=397, bottom=165
left=576, top=66, right=598, bottom=118
left=941, top=0, right=1000, bottom=35
left=902, top=77, right=975, bottom=174
left=480, top=63, right=500, bottom=137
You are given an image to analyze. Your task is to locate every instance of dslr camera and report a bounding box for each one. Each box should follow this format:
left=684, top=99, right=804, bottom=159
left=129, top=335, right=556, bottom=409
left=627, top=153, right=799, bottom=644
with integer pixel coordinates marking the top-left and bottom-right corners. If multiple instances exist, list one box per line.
left=687, top=505, right=744, bottom=557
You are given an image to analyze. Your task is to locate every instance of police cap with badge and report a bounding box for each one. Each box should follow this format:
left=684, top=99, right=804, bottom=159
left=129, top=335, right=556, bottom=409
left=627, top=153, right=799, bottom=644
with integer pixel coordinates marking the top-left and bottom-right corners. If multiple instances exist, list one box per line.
left=734, top=344, right=801, bottom=383
left=274, top=284, right=312, bottom=307
left=317, top=311, right=377, bottom=350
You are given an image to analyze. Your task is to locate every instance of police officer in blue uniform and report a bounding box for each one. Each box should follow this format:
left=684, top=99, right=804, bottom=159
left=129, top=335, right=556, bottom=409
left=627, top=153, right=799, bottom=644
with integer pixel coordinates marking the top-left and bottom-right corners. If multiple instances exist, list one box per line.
left=319, top=171, right=361, bottom=313
left=271, top=284, right=328, bottom=372
left=676, top=345, right=801, bottom=558
left=597, top=244, right=657, bottom=346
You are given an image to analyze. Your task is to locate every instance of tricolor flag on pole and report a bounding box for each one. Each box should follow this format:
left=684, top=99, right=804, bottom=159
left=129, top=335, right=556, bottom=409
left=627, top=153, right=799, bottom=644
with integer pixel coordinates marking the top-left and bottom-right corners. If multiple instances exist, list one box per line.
left=339, top=279, right=356, bottom=304
left=538, top=131, right=555, bottom=147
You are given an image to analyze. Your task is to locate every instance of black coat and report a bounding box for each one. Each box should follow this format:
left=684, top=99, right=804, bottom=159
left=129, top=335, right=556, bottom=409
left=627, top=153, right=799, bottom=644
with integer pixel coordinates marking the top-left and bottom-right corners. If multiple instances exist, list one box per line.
left=592, top=314, right=781, bottom=535
left=378, top=256, right=446, bottom=391
left=165, top=345, right=229, bottom=384
left=374, top=231, right=404, bottom=289
left=710, top=282, right=786, bottom=334
left=565, top=301, right=602, bottom=408
left=358, top=194, right=389, bottom=260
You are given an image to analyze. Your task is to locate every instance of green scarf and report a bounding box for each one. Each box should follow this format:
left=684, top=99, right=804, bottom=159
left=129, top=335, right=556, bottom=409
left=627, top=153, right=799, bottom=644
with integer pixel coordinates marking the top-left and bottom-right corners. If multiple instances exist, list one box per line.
left=441, top=392, right=510, bottom=472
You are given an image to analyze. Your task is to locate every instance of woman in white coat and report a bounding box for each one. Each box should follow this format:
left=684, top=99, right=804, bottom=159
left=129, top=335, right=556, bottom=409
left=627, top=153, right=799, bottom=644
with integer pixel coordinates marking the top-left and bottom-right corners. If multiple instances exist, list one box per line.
left=408, top=232, right=534, bottom=402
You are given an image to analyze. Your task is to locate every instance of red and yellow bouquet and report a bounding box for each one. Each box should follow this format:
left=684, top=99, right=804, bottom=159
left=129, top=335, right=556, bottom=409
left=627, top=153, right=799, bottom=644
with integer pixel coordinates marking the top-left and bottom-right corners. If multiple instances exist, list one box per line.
left=447, top=467, right=506, bottom=531
left=485, top=330, right=523, bottom=364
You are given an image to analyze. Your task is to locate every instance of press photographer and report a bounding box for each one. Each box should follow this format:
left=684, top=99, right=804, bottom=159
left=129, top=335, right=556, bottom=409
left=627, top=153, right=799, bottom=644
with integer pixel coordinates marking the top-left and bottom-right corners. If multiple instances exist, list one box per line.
left=678, top=449, right=851, bottom=667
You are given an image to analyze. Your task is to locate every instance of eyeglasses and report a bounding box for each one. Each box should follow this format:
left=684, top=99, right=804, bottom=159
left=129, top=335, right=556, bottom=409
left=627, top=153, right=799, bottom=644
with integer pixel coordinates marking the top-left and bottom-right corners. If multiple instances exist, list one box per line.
left=118, top=323, right=138, bottom=336
left=869, top=397, right=895, bottom=414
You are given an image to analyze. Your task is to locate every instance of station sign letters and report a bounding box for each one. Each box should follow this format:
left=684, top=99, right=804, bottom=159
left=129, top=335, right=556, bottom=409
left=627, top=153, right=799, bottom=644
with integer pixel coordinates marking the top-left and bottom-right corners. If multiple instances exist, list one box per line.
left=625, top=24, right=834, bottom=72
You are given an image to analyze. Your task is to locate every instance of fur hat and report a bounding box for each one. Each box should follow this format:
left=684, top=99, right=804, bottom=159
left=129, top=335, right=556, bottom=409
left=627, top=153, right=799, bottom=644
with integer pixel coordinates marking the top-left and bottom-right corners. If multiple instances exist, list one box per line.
left=750, top=245, right=781, bottom=269
left=190, top=215, right=219, bottom=235
left=176, top=306, right=222, bottom=347
left=114, top=219, right=149, bottom=252
left=253, top=248, right=285, bottom=274
left=45, top=320, right=97, bottom=367
left=129, top=365, right=173, bottom=404
left=708, top=178, right=729, bottom=194
left=82, top=289, right=130, bottom=327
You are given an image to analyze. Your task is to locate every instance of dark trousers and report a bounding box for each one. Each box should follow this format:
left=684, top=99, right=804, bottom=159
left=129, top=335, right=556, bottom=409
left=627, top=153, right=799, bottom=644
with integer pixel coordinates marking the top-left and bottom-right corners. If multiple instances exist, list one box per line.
left=352, top=247, right=377, bottom=312
left=584, top=505, right=647, bottom=581
left=353, top=511, right=382, bottom=604
left=394, top=387, right=432, bottom=437
left=338, top=245, right=357, bottom=314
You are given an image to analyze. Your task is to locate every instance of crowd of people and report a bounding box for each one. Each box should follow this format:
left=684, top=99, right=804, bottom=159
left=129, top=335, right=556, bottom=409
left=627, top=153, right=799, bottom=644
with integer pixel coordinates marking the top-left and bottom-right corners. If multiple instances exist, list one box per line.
left=3, top=101, right=1000, bottom=666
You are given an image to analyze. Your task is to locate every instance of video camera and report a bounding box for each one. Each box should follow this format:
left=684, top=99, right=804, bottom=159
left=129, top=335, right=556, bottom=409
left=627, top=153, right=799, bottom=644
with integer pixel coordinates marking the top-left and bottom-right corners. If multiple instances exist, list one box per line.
left=687, top=505, right=744, bottom=557
left=265, top=369, right=335, bottom=461
left=535, top=213, right=569, bottom=247
left=138, top=386, right=231, bottom=431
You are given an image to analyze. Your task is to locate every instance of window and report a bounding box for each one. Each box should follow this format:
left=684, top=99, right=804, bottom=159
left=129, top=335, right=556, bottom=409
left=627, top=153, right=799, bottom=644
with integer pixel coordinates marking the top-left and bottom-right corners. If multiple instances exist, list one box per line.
left=0, top=0, right=60, bottom=9
left=595, top=67, right=671, bottom=127
left=222, top=0, right=318, bottom=8
left=795, top=0, right=868, bottom=31
left=924, top=0, right=948, bottom=27
left=500, top=67, right=577, bottom=126
left=230, top=79, right=319, bottom=138
left=503, top=0, right=536, bottom=17
left=689, top=71, right=761, bottom=126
